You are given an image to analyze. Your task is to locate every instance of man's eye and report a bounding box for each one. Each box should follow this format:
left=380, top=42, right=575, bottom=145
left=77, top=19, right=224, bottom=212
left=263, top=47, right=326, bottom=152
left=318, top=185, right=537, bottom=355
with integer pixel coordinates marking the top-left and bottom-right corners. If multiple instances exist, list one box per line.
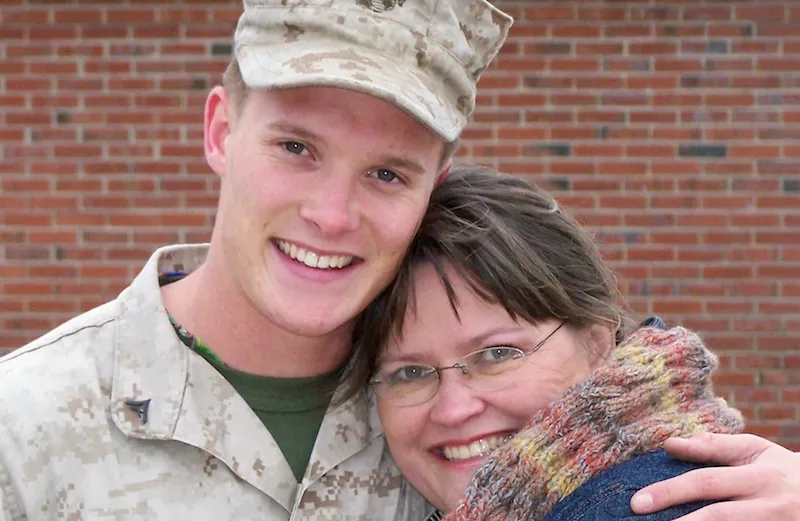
left=281, top=141, right=309, bottom=156
left=369, top=168, right=399, bottom=184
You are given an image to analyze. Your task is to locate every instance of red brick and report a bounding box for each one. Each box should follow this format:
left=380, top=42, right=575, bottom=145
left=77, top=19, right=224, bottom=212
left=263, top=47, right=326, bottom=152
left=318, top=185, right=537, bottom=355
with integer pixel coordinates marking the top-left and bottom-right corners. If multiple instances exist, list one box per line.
left=748, top=424, right=783, bottom=439
left=733, top=75, right=781, bottom=89
left=627, top=77, right=678, bottom=90
left=703, top=265, right=754, bottom=279
left=655, top=58, right=704, bottom=72
left=678, top=249, right=725, bottom=263
left=708, top=24, right=754, bottom=38
left=184, top=25, right=233, bottom=39
left=523, top=6, right=574, bottom=21
left=53, top=9, right=103, bottom=23
left=629, top=42, right=678, bottom=55
left=573, top=144, right=624, bottom=158
left=28, top=26, right=77, bottom=40
left=782, top=388, right=800, bottom=402
left=106, top=9, right=156, bottom=24
left=705, top=93, right=756, bottom=106
left=715, top=371, right=757, bottom=387
left=758, top=406, right=797, bottom=421
left=606, top=25, right=652, bottom=38
left=706, top=58, right=754, bottom=72
left=736, top=5, right=787, bottom=22
left=629, top=112, right=677, bottom=124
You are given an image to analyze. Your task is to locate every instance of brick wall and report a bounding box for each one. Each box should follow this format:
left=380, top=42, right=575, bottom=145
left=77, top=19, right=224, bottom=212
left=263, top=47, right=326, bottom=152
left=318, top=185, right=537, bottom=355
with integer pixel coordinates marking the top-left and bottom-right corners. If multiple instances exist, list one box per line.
left=1, top=1, right=799, bottom=449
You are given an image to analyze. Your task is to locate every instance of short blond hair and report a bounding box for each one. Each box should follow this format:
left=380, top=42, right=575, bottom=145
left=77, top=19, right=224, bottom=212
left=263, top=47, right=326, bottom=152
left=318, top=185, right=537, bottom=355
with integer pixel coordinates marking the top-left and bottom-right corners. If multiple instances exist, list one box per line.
left=222, top=59, right=248, bottom=113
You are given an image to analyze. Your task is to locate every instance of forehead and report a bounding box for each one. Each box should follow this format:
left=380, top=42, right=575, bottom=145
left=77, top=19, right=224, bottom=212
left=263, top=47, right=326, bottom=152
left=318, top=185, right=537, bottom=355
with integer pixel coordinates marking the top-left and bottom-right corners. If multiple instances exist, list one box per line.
left=387, top=264, right=523, bottom=356
left=243, top=86, right=443, bottom=147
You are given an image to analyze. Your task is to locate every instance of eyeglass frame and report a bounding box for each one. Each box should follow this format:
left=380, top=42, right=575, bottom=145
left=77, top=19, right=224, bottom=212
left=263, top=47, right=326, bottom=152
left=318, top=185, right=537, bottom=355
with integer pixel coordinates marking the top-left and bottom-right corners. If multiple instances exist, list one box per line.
left=369, top=321, right=567, bottom=407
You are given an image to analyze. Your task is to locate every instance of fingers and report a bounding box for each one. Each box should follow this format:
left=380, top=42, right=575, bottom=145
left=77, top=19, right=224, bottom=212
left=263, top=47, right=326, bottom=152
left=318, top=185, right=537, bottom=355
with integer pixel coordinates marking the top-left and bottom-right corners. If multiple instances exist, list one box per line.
left=669, top=499, right=755, bottom=521
left=662, top=433, right=775, bottom=466
left=630, top=466, right=761, bottom=514
left=669, top=499, right=800, bottom=521
left=634, top=434, right=800, bottom=520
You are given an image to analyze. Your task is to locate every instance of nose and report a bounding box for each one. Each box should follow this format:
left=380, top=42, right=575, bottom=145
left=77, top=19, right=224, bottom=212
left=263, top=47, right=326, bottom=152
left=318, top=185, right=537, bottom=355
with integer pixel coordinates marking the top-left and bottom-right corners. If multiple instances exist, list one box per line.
left=298, top=170, right=360, bottom=236
left=428, top=371, right=486, bottom=428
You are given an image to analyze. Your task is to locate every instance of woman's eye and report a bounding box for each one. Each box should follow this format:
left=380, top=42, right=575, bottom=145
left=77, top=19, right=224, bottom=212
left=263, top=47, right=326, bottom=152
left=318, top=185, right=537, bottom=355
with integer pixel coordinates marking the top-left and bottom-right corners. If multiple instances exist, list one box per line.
left=389, top=365, right=429, bottom=383
left=479, top=347, right=517, bottom=363
left=281, top=141, right=309, bottom=156
left=369, top=168, right=400, bottom=184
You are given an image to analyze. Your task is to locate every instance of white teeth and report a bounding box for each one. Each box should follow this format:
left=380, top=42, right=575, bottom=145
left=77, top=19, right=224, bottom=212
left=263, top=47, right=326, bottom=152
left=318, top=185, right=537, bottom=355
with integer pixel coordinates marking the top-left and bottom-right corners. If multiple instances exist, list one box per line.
left=303, top=251, right=318, bottom=268
left=440, top=434, right=515, bottom=462
left=276, top=240, right=354, bottom=270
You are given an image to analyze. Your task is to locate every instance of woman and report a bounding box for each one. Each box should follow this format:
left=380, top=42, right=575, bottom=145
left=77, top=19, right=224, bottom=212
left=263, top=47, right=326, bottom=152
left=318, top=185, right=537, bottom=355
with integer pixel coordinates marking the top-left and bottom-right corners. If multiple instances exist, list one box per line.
left=357, top=166, right=745, bottom=520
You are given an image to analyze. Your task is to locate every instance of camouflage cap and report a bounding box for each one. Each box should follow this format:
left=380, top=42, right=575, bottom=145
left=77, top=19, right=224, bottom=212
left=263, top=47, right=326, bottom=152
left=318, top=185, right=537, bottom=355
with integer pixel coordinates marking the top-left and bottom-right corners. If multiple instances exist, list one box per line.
left=233, top=0, right=513, bottom=142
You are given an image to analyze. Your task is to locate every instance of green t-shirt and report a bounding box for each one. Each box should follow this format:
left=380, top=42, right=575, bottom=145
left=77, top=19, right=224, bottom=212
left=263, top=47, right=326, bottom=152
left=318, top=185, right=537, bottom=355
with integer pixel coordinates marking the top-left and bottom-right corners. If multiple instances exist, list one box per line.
left=197, top=349, right=341, bottom=482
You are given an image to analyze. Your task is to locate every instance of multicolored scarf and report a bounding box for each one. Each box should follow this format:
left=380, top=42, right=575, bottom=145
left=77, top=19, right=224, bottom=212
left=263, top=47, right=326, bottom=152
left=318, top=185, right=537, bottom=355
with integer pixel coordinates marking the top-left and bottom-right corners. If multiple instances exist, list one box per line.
left=446, top=326, right=744, bottom=521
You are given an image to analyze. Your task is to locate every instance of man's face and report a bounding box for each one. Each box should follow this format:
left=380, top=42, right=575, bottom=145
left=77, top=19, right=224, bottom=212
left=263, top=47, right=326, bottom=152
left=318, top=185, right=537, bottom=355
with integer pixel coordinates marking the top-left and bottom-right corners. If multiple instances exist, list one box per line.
left=204, top=85, right=446, bottom=339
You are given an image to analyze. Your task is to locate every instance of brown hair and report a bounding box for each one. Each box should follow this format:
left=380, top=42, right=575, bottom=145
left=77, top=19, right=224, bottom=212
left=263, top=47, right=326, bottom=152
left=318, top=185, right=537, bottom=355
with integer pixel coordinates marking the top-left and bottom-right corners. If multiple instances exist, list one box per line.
left=353, top=165, right=633, bottom=382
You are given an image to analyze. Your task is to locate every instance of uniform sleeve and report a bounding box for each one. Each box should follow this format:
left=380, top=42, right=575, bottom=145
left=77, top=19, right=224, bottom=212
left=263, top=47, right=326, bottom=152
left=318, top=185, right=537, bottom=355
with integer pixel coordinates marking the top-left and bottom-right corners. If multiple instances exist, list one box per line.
left=0, top=459, right=26, bottom=521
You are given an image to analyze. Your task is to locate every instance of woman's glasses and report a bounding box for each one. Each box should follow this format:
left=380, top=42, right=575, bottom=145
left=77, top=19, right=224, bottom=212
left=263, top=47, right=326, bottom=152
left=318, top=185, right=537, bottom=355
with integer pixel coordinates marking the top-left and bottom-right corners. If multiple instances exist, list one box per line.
left=370, top=322, right=566, bottom=407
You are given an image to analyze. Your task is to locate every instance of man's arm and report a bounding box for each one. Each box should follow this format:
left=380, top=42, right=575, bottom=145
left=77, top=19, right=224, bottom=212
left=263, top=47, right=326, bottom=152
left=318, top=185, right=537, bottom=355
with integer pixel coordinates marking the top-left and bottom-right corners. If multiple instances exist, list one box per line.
left=630, top=433, right=800, bottom=521
left=0, top=462, right=25, bottom=521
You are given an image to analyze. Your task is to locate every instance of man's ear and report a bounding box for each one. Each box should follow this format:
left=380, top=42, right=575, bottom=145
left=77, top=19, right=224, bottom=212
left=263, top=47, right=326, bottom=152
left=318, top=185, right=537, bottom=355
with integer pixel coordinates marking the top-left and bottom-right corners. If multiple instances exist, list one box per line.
left=435, top=159, right=452, bottom=186
left=204, top=86, right=233, bottom=179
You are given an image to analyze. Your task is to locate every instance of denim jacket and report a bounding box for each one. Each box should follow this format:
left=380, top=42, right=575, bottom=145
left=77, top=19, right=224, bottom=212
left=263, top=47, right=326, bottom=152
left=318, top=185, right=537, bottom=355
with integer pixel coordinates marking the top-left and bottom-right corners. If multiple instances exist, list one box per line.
left=541, top=450, right=717, bottom=521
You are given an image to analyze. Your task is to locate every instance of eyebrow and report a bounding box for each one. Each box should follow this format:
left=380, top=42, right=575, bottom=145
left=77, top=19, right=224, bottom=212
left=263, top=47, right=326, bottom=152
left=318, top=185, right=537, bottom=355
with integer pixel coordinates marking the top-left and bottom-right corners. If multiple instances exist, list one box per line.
left=265, top=121, right=428, bottom=176
left=461, top=326, right=528, bottom=351
left=380, top=155, right=427, bottom=177
left=264, top=121, right=326, bottom=144
left=379, top=325, right=528, bottom=365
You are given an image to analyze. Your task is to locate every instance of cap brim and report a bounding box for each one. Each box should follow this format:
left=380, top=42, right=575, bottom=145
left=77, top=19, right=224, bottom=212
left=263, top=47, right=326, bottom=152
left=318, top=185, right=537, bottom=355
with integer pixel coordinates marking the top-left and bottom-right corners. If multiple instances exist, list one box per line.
left=236, top=41, right=461, bottom=142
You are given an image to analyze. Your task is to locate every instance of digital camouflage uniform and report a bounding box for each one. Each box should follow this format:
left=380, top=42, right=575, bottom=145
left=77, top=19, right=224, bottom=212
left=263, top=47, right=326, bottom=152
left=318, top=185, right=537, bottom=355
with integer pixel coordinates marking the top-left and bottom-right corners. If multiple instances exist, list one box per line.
left=0, top=245, right=427, bottom=521
left=0, top=0, right=511, bottom=519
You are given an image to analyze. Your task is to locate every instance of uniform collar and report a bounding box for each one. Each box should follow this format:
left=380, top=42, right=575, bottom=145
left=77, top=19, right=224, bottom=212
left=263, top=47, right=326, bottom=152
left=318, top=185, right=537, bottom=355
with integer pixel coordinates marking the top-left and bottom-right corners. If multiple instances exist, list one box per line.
left=110, top=243, right=204, bottom=442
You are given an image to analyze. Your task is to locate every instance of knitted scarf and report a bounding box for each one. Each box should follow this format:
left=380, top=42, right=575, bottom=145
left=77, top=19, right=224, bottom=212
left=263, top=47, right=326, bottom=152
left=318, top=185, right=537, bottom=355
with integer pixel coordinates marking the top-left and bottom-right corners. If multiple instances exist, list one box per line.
left=445, top=326, right=744, bottom=521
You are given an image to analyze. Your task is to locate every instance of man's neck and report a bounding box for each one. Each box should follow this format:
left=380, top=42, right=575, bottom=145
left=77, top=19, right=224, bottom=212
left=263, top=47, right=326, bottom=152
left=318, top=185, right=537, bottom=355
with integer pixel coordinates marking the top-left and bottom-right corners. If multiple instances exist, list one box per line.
left=160, top=261, right=353, bottom=378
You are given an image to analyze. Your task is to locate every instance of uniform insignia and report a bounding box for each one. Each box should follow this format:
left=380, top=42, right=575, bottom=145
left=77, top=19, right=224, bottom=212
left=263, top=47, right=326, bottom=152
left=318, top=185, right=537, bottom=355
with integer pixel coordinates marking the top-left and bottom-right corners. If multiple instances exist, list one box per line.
left=355, top=0, right=406, bottom=12
left=125, top=398, right=151, bottom=424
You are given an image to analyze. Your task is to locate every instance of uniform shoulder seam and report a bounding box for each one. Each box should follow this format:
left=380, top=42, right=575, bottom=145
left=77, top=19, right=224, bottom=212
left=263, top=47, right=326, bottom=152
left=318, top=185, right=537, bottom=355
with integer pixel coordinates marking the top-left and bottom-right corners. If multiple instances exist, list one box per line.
left=0, top=316, right=116, bottom=366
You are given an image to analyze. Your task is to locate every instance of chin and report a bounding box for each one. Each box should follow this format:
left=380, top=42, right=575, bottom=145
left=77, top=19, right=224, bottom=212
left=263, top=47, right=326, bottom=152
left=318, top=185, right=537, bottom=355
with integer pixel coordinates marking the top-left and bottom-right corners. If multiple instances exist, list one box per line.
left=270, top=305, right=353, bottom=337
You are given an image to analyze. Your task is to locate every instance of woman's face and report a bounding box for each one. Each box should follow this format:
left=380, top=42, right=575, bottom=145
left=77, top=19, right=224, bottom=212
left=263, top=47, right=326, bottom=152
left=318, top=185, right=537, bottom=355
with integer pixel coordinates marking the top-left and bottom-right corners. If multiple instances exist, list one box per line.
left=375, top=263, right=610, bottom=512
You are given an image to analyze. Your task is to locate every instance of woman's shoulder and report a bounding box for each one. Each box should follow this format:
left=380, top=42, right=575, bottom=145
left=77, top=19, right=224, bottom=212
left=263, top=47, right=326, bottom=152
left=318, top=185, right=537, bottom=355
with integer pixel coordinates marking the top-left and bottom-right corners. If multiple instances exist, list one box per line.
left=542, top=450, right=719, bottom=521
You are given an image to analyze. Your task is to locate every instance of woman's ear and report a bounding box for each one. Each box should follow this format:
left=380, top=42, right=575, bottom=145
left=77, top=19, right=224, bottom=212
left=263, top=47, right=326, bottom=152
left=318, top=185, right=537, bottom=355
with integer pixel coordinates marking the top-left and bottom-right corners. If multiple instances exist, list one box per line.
left=583, top=324, right=615, bottom=369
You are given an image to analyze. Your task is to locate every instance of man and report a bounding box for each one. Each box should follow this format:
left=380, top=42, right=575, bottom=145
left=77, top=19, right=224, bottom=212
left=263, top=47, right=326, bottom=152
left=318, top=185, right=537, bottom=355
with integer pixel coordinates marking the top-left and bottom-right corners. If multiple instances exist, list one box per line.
left=0, top=1, right=511, bottom=520
left=0, top=1, right=798, bottom=520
